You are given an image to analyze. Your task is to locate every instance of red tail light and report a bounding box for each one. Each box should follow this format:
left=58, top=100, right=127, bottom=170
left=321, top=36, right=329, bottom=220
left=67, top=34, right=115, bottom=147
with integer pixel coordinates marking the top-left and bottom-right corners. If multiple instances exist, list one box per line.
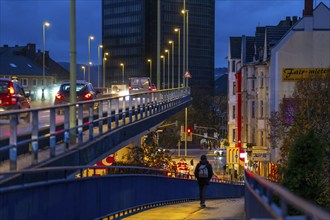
left=55, top=93, right=63, bottom=100
left=84, top=92, right=92, bottom=100
left=148, top=86, right=151, bottom=90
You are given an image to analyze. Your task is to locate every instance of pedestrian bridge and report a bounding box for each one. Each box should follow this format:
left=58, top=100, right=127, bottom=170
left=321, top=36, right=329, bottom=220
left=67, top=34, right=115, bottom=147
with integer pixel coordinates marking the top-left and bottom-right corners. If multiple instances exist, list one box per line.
left=0, top=88, right=329, bottom=219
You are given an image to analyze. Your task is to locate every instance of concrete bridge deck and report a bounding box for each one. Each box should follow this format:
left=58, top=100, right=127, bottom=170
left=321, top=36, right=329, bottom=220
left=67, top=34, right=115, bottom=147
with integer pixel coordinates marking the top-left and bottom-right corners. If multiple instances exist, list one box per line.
left=123, top=198, right=245, bottom=220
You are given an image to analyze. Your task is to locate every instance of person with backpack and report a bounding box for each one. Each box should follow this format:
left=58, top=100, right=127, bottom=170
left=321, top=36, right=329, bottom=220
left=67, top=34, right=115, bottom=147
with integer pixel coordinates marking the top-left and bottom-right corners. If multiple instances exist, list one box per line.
left=194, top=154, right=214, bottom=208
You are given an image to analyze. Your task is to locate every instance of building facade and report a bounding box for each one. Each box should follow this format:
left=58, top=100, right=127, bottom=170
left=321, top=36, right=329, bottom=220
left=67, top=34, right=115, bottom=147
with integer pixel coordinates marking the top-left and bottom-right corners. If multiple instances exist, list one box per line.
left=227, top=0, right=330, bottom=177
left=102, top=0, right=215, bottom=94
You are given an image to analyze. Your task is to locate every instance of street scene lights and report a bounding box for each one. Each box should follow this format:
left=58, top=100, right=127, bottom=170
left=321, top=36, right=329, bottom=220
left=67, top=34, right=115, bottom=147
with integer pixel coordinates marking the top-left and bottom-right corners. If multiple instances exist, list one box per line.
left=174, top=28, right=180, bottom=88
left=81, top=66, right=86, bottom=80
left=160, top=55, right=165, bottom=89
left=120, top=63, right=125, bottom=84
left=169, top=40, right=174, bottom=88
left=42, top=21, right=50, bottom=101
left=88, top=35, right=94, bottom=82
left=98, top=44, right=103, bottom=87
left=165, top=49, right=170, bottom=89
left=103, top=52, right=109, bottom=88
left=147, top=59, right=152, bottom=82
left=181, top=9, right=186, bottom=87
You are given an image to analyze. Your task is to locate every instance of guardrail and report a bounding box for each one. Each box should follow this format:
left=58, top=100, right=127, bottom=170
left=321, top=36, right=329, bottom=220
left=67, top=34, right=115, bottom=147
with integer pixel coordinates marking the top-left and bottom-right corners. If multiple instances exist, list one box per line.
left=0, top=88, right=190, bottom=172
left=244, top=169, right=330, bottom=219
left=0, top=165, right=244, bottom=220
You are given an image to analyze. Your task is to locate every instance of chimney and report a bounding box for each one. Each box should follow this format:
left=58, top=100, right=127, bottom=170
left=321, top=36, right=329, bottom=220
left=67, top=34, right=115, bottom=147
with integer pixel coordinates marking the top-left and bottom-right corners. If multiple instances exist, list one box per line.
left=303, top=0, right=313, bottom=16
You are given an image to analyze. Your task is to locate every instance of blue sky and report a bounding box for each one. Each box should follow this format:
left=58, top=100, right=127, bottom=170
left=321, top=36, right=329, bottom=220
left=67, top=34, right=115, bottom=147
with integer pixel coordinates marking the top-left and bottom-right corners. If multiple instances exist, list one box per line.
left=0, top=0, right=329, bottom=68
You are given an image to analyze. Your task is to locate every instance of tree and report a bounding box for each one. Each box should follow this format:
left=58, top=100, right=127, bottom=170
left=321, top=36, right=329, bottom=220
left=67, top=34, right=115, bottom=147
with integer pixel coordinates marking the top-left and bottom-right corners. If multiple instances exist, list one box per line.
left=281, top=131, right=329, bottom=211
left=269, top=75, right=330, bottom=210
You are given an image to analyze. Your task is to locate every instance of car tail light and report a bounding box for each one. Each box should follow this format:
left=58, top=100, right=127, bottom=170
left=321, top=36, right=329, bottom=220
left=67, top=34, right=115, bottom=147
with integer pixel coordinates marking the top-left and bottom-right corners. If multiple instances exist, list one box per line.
left=84, top=92, right=92, bottom=100
left=128, top=86, right=132, bottom=90
left=148, top=86, right=151, bottom=90
left=8, top=84, right=15, bottom=95
left=55, top=93, right=63, bottom=100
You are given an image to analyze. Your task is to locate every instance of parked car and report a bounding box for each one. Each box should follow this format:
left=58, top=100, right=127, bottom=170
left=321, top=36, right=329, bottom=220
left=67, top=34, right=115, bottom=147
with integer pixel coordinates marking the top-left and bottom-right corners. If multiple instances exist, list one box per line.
left=54, top=81, right=100, bottom=114
left=0, top=78, right=31, bottom=123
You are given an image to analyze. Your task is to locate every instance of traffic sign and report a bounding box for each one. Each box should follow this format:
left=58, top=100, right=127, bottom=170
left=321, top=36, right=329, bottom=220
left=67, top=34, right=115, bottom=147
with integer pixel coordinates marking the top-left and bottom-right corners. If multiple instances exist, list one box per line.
left=184, top=70, right=192, bottom=78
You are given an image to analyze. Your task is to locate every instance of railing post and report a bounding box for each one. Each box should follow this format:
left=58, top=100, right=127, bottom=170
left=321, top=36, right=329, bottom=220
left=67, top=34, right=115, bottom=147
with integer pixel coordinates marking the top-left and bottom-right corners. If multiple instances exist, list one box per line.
left=115, top=99, right=119, bottom=128
left=31, top=110, right=39, bottom=165
left=77, top=105, right=84, bottom=145
left=64, top=106, right=70, bottom=149
left=98, top=100, right=103, bottom=135
left=9, top=114, right=18, bottom=171
left=129, top=95, right=133, bottom=123
left=50, top=108, right=56, bottom=157
left=122, top=97, right=126, bottom=126
left=140, top=95, right=144, bottom=119
left=89, top=103, right=94, bottom=140
left=107, top=99, right=112, bottom=131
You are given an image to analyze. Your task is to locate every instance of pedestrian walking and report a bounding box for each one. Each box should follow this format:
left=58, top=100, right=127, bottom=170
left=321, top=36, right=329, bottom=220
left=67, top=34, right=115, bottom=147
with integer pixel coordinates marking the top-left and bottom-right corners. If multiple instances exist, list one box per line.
left=194, top=154, right=214, bottom=208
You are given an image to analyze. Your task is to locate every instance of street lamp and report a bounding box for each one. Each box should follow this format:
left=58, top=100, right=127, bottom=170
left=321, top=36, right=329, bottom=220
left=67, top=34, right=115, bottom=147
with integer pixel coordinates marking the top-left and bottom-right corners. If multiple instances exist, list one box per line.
left=186, top=10, right=189, bottom=87
left=88, top=35, right=94, bottom=82
left=174, top=28, right=180, bottom=88
left=98, top=44, right=103, bottom=87
left=103, top=52, right=109, bottom=88
left=120, top=63, right=125, bottom=84
left=81, top=66, right=86, bottom=80
left=165, top=49, right=170, bottom=89
left=42, top=21, right=50, bottom=101
left=147, top=59, right=152, bottom=82
left=160, top=55, right=165, bottom=89
left=169, top=40, right=174, bottom=89
left=181, top=8, right=186, bottom=87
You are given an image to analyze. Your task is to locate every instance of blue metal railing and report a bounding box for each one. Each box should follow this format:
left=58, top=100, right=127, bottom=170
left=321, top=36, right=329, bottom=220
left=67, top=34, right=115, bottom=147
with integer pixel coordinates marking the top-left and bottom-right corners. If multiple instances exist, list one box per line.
left=244, top=169, right=330, bottom=219
left=0, top=88, right=191, bottom=172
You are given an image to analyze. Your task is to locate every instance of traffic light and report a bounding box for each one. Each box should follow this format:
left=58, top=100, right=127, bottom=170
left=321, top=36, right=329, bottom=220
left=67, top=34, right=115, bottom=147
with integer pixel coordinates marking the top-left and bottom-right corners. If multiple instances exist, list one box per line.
left=187, top=128, right=192, bottom=141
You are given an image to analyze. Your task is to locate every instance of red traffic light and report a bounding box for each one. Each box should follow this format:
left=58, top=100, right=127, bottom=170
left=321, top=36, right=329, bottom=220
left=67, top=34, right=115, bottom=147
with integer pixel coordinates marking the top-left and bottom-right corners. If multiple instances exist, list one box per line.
left=187, top=128, right=192, bottom=134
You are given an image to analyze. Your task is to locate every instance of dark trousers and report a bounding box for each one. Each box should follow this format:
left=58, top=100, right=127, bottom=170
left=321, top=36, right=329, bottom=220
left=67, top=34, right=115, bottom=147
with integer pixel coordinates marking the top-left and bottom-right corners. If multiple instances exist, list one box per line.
left=198, top=184, right=207, bottom=204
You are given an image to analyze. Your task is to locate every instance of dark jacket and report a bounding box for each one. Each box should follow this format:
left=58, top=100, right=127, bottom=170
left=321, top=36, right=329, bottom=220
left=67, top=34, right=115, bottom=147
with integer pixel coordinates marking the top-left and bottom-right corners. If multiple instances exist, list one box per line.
left=194, top=159, right=214, bottom=185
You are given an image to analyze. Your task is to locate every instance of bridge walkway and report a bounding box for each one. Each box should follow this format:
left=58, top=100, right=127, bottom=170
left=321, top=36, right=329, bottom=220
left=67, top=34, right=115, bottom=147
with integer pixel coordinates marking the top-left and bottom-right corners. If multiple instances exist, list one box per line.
left=123, top=198, right=245, bottom=220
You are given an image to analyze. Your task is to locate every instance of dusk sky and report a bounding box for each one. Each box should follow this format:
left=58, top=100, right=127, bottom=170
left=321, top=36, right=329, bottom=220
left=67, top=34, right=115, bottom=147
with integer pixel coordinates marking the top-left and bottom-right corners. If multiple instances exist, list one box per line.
left=1, top=0, right=329, bottom=68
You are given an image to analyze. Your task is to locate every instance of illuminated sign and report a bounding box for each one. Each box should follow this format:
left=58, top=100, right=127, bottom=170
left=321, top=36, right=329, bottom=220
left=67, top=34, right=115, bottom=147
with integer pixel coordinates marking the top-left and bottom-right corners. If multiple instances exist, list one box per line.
left=282, top=68, right=330, bottom=81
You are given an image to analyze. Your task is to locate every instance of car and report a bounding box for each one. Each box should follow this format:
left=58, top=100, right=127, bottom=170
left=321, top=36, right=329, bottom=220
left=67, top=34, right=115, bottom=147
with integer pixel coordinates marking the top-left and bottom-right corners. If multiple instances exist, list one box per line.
left=0, top=78, right=31, bottom=123
left=54, top=81, right=100, bottom=114
left=148, top=84, right=157, bottom=91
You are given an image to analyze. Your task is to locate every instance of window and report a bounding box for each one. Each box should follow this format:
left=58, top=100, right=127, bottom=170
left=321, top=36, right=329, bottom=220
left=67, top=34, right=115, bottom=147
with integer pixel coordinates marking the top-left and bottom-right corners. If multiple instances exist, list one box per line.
left=32, top=79, right=37, bottom=86
left=260, top=100, right=264, bottom=118
left=233, top=82, right=236, bottom=95
left=252, top=79, right=255, bottom=90
left=232, top=105, right=236, bottom=119
left=231, top=60, right=235, bottom=72
left=252, top=101, right=255, bottom=118
left=260, top=131, right=264, bottom=146
left=232, top=129, right=236, bottom=142
left=21, top=78, right=28, bottom=86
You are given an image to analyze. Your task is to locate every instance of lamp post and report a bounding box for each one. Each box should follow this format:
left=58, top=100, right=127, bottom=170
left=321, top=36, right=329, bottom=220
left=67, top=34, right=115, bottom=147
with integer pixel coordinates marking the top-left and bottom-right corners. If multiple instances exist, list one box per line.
left=165, top=49, right=170, bottom=89
left=160, top=55, right=165, bottom=89
left=103, top=52, right=109, bottom=88
left=147, top=59, right=152, bottom=82
left=169, top=40, right=174, bottom=89
left=174, top=28, right=180, bottom=88
left=186, top=10, right=189, bottom=87
left=181, top=8, right=185, bottom=88
left=81, top=66, right=86, bottom=80
left=120, top=63, right=125, bottom=84
left=88, top=35, right=94, bottom=82
left=98, top=44, right=103, bottom=87
left=42, top=21, right=50, bottom=101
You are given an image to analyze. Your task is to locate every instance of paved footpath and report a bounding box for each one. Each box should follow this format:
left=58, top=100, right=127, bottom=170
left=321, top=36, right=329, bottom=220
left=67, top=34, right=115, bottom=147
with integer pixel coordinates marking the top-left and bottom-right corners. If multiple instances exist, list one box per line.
left=124, top=198, right=245, bottom=220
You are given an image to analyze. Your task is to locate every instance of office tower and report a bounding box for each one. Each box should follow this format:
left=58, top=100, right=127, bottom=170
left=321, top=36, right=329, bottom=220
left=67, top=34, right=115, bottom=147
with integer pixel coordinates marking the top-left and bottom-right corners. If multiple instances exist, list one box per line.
left=102, top=0, right=215, bottom=94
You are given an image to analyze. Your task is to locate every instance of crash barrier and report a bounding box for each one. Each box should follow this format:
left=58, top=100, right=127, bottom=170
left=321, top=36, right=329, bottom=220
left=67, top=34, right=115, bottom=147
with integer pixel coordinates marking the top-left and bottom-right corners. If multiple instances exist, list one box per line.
left=0, top=166, right=244, bottom=220
left=244, top=169, right=330, bottom=219
left=0, top=88, right=190, bottom=172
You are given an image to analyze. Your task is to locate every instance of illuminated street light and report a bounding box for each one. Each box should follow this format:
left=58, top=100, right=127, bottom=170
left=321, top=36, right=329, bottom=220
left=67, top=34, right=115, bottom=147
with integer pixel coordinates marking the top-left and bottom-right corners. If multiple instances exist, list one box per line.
left=160, top=55, right=165, bottom=89
left=88, top=35, right=94, bottom=82
left=165, top=49, right=170, bottom=89
left=98, top=44, right=103, bottom=87
left=120, top=63, right=125, bottom=84
left=103, top=52, right=109, bottom=88
left=169, top=40, right=174, bottom=89
left=42, top=21, right=50, bottom=101
left=174, top=28, right=181, bottom=88
left=81, top=66, right=86, bottom=80
left=147, top=59, right=152, bottom=83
